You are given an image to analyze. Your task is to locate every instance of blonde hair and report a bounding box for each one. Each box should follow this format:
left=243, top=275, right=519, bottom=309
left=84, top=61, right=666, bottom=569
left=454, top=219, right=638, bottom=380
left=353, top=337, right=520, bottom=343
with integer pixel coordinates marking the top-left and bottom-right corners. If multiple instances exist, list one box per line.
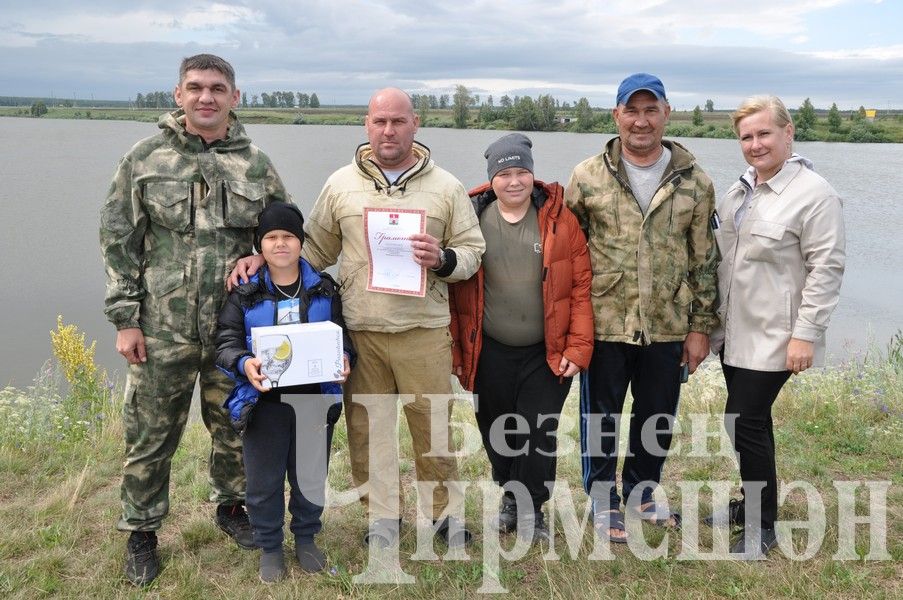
left=731, top=95, right=793, bottom=136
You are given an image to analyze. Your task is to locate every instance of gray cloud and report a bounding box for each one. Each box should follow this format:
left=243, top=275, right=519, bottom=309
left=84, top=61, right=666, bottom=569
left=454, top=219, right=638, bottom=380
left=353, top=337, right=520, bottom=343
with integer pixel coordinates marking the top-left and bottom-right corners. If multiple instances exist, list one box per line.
left=1, top=1, right=901, bottom=110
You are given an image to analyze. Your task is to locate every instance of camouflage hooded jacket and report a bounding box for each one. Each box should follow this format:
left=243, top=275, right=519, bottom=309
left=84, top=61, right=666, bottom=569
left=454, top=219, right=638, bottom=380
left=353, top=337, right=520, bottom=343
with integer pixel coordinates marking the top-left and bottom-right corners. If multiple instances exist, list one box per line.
left=564, top=138, right=719, bottom=344
left=100, top=110, right=290, bottom=344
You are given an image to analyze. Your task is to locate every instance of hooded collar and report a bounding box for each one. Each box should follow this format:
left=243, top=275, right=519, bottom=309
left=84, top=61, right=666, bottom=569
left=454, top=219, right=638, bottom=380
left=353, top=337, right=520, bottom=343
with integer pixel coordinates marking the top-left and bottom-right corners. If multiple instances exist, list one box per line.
left=603, top=137, right=697, bottom=178
left=468, top=180, right=565, bottom=224
left=740, top=152, right=814, bottom=194
left=158, top=109, right=251, bottom=153
left=354, top=140, right=433, bottom=193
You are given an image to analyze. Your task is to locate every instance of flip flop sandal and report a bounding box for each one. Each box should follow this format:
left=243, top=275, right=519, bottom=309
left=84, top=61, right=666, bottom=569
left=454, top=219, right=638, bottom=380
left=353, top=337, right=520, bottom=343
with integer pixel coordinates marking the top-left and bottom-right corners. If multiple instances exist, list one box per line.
left=631, top=503, right=682, bottom=530
left=594, top=509, right=629, bottom=543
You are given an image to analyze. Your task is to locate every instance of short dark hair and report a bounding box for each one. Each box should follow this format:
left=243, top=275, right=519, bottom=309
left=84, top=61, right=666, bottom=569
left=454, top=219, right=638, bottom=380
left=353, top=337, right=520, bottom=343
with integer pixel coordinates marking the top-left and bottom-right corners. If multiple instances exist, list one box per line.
left=179, top=54, right=236, bottom=90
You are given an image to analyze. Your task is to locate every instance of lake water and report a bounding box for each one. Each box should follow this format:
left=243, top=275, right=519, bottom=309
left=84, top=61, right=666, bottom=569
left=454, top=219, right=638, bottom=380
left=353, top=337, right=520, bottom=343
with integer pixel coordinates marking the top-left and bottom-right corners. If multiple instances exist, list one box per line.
left=1, top=119, right=900, bottom=387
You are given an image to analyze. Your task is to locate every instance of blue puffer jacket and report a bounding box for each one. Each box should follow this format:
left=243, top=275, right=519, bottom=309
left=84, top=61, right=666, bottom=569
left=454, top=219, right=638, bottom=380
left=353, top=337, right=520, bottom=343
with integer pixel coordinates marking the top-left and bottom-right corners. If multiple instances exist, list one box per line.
left=214, top=258, right=353, bottom=433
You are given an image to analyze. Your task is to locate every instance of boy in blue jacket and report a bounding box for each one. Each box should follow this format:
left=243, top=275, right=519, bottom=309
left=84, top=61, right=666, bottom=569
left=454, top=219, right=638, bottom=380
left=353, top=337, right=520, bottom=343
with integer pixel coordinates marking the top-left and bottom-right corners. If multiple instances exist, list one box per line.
left=215, top=203, right=353, bottom=582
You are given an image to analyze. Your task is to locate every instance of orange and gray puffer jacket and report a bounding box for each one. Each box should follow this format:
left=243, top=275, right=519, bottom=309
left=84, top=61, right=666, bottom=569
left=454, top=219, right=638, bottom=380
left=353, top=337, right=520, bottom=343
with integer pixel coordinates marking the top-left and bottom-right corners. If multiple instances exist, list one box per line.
left=448, top=180, right=594, bottom=391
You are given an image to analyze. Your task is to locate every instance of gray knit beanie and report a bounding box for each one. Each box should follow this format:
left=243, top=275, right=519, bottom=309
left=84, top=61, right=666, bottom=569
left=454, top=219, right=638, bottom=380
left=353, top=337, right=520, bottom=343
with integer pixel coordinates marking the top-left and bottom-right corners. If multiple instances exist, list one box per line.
left=484, top=133, right=534, bottom=181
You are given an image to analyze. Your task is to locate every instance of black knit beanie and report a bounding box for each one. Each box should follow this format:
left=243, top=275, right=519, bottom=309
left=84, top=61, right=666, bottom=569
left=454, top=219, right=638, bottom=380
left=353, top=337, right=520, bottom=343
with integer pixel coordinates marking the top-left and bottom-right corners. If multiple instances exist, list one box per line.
left=254, top=203, right=305, bottom=252
left=484, top=133, right=534, bottom=181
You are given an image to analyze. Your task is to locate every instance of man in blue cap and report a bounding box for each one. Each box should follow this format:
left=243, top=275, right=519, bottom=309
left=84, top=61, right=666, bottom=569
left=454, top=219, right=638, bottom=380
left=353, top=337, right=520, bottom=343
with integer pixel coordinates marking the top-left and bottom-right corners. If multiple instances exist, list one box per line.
left=565, top=73, right=719, bottom=542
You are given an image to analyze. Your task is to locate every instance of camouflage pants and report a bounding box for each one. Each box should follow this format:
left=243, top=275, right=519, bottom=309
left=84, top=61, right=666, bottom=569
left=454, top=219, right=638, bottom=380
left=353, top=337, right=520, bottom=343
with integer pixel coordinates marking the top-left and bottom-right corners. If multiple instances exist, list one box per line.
left=117, top=335, right=245, bottom=532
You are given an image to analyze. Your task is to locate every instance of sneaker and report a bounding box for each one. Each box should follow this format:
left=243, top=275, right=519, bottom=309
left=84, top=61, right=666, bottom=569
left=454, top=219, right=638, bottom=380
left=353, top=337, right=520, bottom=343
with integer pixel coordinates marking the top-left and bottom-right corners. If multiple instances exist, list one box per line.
left=434, top=516, right=473, bottom=548
left=730, top=526, right=778, bottom=560
left=703, top=498, right=745, bottom=528
left=259, top=549, right=286, bottom=583
left=124, top=531, right=159, bottom=586
left=295, top=540, right=327, bottom=573
left=493, top=495, right=517, bottom=533
left=517, top=511, right=550, bottom=544
left=216, top=503, right=255, bottom=549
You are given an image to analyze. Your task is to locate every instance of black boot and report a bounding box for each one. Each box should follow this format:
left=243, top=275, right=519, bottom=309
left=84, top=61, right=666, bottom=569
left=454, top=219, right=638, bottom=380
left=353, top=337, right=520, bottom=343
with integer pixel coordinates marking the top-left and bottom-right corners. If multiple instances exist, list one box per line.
left=493, top=495, right=518, bottom=533
left=216, top=502, right=255, bottom=549
left=124, top=531, right=159, bottom=586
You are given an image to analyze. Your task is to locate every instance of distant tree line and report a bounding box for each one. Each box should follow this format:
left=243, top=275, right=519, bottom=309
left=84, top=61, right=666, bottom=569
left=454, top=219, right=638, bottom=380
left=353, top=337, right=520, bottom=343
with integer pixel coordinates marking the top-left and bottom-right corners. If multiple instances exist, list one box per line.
left=418, top=84, right=611, bottom=133
left=410, top=93, right=452, bottom=111
left=133, top=92, right=176, bottom=109
left=0, top=96, right=127, bottom=108
left=253, top=91, right=320, bottom=109
left=793, top=97, right=889, bottom=142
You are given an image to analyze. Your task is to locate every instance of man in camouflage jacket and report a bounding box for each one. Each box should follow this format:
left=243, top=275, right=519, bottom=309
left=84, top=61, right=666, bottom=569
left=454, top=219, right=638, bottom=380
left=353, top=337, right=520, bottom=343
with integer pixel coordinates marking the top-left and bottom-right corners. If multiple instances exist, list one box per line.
left=100, top=54, right=290, bottom=585
left=564, top=73, right=718, bottom=541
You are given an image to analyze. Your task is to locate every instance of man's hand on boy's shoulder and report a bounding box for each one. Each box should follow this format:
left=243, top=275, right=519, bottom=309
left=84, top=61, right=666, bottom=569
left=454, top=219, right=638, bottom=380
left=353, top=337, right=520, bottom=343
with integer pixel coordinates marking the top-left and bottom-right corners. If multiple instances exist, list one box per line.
left=226, top=255, right=267, bottom=291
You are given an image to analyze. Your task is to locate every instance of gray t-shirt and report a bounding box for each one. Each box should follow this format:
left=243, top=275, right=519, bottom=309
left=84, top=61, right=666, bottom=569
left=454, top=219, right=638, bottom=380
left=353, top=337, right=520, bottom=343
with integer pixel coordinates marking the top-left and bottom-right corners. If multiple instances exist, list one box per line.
left=623, top=146, right=671, bottom=215
left=480, top=201, right=545, bottom=347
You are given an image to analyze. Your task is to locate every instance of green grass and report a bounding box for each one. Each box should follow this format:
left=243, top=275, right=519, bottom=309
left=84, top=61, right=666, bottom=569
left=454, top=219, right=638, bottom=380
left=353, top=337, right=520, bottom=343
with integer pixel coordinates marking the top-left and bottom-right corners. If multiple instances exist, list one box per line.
left=0, top=338, right=900, bottom=598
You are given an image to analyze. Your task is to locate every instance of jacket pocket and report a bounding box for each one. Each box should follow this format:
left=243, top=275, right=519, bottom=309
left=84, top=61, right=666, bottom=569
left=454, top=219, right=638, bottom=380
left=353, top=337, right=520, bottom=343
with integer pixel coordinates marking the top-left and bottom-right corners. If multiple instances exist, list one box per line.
left=591, top=271, right=622, bottom=296
left=669, top=192, right=696, bottom=233
left=427, top=279, right=448, bottom=304
left=586, top=192, right=621, bottom=236
left=145, top=181, right=191, bottom=232
left=141, top=266, right=189, bottom=333
left=673, top=280, right=695, bottom=306
left=222, top=180, right=265, bottom=227
left=590, top=271, right=623, bottom=335
left=745, top=220, right=788, bottom=263
left=338, top=262, right=367, bottom=307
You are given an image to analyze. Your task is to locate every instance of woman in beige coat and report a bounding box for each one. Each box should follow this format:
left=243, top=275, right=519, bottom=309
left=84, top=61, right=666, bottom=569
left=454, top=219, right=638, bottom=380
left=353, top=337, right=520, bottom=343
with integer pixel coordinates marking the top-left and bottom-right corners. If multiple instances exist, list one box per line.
left=708, top=96, right=845, bottom=558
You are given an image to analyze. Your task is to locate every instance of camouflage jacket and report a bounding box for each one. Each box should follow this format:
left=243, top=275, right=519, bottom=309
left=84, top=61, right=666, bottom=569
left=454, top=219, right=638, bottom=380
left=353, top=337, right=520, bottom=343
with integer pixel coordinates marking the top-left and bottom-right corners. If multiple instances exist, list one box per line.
left=564, top=138, right=719, bottom=344
left=100, top=110, right=290, bottom=344
left=302, top=141, right=485, bottom=333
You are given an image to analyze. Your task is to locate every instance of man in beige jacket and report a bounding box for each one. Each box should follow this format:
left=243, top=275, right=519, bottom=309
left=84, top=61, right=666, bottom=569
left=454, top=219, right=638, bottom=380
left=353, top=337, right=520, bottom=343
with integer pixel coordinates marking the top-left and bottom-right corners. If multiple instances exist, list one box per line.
left=302, top=88, right=485, bottom=548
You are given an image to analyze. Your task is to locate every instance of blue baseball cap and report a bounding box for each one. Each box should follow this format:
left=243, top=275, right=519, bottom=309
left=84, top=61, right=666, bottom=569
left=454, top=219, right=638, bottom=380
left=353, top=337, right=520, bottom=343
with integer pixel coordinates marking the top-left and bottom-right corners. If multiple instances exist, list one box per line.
left=616, top=73, right=667, bottom=106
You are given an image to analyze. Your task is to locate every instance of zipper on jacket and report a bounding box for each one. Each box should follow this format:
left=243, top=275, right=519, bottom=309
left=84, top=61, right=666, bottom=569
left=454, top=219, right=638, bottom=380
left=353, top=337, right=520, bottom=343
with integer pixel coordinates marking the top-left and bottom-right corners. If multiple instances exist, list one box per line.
left=664, top=175, right=682, bottom=230
left=188, top=183, right=195, bottom=232
left=221, top=182, right=227, bottom=223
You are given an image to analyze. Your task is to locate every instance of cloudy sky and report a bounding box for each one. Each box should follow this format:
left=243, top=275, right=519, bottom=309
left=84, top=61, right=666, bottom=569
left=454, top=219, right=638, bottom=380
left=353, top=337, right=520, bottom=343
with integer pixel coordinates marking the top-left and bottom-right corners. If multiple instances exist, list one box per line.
left=2, top=0, right=901, bottom=110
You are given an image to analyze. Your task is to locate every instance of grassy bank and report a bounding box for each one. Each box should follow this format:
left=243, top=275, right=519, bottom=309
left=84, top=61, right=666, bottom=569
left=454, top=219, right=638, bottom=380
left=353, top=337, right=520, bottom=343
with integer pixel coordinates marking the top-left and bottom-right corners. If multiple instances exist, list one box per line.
left=0, top=321, right=900, bottom=598
left=4, top=105, right=903, bottom=142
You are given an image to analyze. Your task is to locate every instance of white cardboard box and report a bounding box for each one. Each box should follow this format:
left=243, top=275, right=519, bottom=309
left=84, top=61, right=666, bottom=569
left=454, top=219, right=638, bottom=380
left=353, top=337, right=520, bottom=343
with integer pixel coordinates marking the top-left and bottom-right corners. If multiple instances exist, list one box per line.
left=251, top=322, right=344, bottom=388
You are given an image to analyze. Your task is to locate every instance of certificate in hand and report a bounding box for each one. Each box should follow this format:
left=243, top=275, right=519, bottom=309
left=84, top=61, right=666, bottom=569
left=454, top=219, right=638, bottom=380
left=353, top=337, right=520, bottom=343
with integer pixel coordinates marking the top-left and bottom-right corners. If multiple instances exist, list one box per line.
left=363, top=207, right=427, bottom=296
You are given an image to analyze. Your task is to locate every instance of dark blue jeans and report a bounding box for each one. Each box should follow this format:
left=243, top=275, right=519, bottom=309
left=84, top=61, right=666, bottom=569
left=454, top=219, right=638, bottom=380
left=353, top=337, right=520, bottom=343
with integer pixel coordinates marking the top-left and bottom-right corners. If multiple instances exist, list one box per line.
left=242, top=399, right=340, bottom=551
left=579, top=340, right=683, bottom=511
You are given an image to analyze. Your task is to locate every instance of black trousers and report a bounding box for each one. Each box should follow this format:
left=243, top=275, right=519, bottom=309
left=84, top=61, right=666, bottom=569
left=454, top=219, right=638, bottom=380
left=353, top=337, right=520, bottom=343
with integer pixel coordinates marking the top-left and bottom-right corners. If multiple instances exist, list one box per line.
left=579, top=340, right=683, bottom=511
left=242, top=400, right=339, bottom=552
left=473, top=335, right=572, bottom=512
left=722, top=363, right=791, bottom=529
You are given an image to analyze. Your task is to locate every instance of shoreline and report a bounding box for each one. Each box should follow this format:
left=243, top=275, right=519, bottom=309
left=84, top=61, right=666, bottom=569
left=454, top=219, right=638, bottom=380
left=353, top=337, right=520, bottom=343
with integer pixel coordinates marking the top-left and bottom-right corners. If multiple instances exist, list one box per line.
left=3, top=106, right=902, bottom=143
